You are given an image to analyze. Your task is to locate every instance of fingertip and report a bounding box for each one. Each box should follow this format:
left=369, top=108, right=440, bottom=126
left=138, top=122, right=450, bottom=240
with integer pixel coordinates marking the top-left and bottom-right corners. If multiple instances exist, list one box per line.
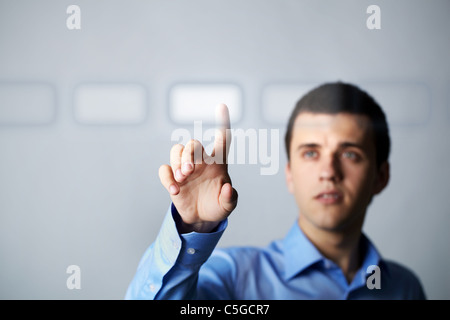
left=215, top=103, right=230, bottom=127
left=159, top=164, right=180, bottom=195
left=181, top=162, right=193, bottom=175
left=222, top=183, right=237, bottom=202
left=175, top=168, right=185, bottom=182
left=221, top=182, right=232, bottom=198
left=220, top=183, right=238, bottom=213
left=169, top=183, right=179, bottom=195
left=217, top=102, right=227, bottom=110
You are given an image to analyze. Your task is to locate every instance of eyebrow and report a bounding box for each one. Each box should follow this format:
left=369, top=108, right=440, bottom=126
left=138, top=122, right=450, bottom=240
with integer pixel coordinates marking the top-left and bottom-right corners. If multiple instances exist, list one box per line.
left=296, top=142, right=366, bottom=152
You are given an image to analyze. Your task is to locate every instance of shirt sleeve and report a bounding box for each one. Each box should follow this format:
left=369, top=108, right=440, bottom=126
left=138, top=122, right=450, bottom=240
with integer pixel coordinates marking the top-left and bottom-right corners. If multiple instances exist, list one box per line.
left=124, top=203, right=228, bottom=300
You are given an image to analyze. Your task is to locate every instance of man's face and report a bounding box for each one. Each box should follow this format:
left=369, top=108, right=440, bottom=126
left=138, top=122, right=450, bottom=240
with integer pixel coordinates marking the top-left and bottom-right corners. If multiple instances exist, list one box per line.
left=285, top=112, right=389, bottom=233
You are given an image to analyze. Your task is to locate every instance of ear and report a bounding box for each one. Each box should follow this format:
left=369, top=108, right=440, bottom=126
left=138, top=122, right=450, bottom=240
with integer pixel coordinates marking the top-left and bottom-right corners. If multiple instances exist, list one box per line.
left=373, top=161, right=390, bottom=195
left=285, top=162, right=294, bottom=194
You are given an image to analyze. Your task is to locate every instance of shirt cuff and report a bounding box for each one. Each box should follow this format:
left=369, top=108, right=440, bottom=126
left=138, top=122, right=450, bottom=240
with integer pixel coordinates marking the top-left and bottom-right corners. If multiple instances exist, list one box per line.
left=171, top=203, right=228, bottom=266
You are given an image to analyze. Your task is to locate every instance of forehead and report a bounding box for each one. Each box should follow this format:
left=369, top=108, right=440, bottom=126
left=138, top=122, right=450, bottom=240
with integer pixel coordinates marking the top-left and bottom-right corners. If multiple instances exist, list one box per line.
left=291, top=112, right=374, bottom=144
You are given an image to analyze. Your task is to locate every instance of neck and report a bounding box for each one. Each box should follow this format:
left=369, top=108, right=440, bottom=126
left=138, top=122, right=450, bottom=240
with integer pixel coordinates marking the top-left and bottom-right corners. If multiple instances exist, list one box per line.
left=298, top=215, right=364, bottom=284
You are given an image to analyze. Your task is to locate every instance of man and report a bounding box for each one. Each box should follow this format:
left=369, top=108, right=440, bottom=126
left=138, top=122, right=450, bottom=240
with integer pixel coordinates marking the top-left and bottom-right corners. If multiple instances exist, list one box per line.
left=125, top=82, right=426, bottom=299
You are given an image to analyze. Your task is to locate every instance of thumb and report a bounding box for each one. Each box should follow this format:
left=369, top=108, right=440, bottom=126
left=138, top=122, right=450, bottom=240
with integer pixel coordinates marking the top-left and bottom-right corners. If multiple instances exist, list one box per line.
left=219, top=183, right=238, bottom=214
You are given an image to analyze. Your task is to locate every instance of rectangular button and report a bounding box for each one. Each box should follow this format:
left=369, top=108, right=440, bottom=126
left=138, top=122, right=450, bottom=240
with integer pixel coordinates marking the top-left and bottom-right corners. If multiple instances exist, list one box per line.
left=74, top=84, right=147, bottom=125
left=169, top=83, right=242, bottom=124
left=362, top=82, right=431, bottom=126
left=261, top=83, right=320, bottom=125
left=0, top=82, right=55, bottom=125
left=262, top=82, right=431, bottom=127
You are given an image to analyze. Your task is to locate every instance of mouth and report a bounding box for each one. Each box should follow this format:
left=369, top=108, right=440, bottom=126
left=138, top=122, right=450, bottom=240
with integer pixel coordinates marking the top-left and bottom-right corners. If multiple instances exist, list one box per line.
left=315, top=191, right=343, bottom=204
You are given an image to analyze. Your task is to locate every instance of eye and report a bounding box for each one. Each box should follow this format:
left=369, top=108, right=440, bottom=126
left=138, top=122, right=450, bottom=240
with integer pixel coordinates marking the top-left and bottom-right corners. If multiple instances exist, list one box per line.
left=342, top=151, right=360, bottom=161
left=303, top=150, right=318, bottom=159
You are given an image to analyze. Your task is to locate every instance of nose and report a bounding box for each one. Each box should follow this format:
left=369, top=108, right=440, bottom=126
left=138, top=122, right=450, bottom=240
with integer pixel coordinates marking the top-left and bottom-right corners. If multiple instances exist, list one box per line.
left=319, top=153, right=342, bottom=182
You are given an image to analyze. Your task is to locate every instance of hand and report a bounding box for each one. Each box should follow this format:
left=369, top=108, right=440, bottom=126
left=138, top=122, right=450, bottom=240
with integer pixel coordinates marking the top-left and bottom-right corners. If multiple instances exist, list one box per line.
left=158, top=103, right=238, bottom=233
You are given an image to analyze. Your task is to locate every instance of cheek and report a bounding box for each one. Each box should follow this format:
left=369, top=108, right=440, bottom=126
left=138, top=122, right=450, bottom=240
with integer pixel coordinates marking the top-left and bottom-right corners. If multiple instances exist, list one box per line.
left=291, top=165, right=316, bottom=192
left=343, top=164, right=376, bottom=198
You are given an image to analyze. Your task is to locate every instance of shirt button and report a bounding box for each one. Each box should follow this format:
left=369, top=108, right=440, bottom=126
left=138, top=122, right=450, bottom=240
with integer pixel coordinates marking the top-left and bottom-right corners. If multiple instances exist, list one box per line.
left=187, top=248, right=196, bottom=255
left=149, top=284, right=156, bottom=292
left=172, top=240, right=180, bottom=249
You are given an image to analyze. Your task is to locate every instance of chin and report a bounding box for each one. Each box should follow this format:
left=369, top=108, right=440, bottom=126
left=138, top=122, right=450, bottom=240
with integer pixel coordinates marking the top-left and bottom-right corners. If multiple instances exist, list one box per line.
left=320, top=212, right=365, bottom=233
left=313, top=220, right=346, bottom=232
left=310, top=211, right=355, bottom=232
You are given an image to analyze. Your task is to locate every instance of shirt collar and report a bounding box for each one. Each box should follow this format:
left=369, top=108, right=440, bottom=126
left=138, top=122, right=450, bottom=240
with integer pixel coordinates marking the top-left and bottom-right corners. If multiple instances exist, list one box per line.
left=282, top=221, right=323, bottom=280
left=282, top=221, right=383, bottom=281
left=359, top=232, right=383, bottom=275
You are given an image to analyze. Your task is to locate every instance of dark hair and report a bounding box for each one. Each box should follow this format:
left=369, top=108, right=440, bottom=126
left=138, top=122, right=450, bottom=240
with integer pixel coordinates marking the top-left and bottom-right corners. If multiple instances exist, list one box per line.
left=284, top=82, right=390, bottom=168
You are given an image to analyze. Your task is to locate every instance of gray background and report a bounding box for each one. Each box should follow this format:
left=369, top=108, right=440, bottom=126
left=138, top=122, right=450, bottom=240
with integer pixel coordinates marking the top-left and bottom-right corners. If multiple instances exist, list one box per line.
left=0, top=0, right=449, bottom=299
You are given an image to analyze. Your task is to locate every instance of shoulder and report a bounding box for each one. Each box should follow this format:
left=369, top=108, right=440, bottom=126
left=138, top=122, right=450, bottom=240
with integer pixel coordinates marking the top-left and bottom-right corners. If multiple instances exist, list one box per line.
left=380, top=259, right=427, bottom=299
left=382, top=259, right=421, bottom=283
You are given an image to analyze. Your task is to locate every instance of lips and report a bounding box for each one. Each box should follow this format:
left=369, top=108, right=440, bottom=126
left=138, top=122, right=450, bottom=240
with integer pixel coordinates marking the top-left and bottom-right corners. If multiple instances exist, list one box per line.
left=315, top=190, right=343, bottom=204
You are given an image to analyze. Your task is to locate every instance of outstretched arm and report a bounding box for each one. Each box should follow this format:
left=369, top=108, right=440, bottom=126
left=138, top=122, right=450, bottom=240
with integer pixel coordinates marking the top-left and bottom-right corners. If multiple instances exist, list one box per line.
left=126, top=104, right=238, bottom=300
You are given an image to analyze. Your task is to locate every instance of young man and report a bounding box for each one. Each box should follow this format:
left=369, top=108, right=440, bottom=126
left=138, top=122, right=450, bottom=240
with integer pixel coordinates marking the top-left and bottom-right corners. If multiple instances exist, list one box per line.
left=125, top=82, right=426, bottom=299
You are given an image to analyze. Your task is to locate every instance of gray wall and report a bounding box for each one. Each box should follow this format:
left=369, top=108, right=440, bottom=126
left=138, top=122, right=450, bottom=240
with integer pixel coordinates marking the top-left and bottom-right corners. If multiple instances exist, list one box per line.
left=0, top=0, right=449, bottom=299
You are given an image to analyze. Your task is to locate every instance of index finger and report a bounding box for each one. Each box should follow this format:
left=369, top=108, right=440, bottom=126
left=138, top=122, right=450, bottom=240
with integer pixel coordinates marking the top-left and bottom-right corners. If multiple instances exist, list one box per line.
left=212, top=103, right=231, bottom=164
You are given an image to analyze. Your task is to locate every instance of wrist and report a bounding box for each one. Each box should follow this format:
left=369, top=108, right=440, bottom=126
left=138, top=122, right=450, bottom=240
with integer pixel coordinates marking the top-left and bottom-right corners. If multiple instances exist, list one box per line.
left=176, top=219, right=220, bottom=234
left=171, top=203, right=221, bottom=233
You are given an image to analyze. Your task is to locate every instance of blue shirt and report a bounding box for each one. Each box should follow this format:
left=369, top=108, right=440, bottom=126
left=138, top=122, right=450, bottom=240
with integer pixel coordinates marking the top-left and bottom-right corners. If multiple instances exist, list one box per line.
left=125, top=204, right=426, bottom=300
